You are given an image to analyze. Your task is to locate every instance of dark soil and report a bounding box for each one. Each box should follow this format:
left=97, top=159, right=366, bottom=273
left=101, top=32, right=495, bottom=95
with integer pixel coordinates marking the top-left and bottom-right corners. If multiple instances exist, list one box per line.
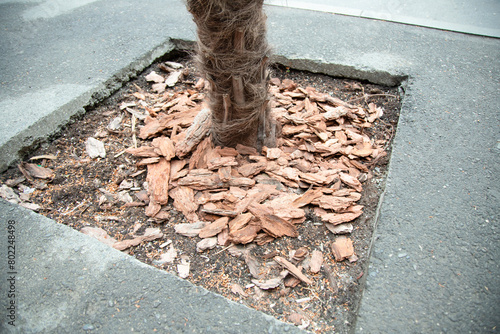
left=0, top=54, right=401, bottom=333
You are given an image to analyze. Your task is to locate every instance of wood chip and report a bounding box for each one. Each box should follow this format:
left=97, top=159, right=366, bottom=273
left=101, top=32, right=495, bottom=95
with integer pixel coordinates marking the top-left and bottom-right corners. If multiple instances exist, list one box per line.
left=80, top=227, right=117, bottom=246
left=199, top=217, right=229, bottom=238
left=228, top=222, right=261, bottom=244
left=228, top=213, right=254, bottom=233
left=112, top=228, right=163, bottom=251
left=18, top=162, right=54, bottom=180
left=126, top=146, right=159, bottom=157
left=86, top=137, right=106, bottom=158
left=237, top=162, right=267, bottom=178
left=169, top=186, right=198, bottom=222
left=175, top=108, right=211, bottom=158
left=252, top=277, right=283, bottom=290
left=230, top=283, right=249, bottom=297
left=174, top=221, right=208, bottom=237
left=273, top=256, right=313, bottom=285
left=310, top=250, right=323, bottom=273
left=196, top=237, right=218, bottom=252
left=260, top=214, right=298, bottom=238
left=339, top=172, right=363, bottom=192
left=151, top=136, right=176, bottom=160
left=325, top=222, right=354, bottom=234
left=291, top=188, right=323, bottom=207
left=146, top=158, right=170, bottom=205
left=331, top=236, right=354, bottom=261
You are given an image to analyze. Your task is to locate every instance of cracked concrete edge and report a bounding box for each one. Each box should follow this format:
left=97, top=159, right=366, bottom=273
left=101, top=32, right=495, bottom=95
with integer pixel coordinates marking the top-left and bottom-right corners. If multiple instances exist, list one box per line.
left=271, top=55, right=408, bottom=87
left=0, top=39, right=178, bottom=173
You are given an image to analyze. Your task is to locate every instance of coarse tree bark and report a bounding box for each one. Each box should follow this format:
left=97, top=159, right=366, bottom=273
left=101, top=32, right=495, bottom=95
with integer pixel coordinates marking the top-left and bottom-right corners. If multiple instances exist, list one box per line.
left=186, top=0, right=276, bottom=150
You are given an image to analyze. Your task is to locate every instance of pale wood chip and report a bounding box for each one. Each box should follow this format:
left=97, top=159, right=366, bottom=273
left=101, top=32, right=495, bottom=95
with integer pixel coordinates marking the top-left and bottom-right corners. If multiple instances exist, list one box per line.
left=273, top=256, right=313, bottom=285
left=310, top=250, right=323, bottom=273
left=175, top=108, right=211, bottom=158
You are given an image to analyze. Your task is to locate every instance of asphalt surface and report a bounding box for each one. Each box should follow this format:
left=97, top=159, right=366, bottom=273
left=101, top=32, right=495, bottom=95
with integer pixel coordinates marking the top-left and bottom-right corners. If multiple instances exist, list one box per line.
left=1, top=0, right=499, bottom=333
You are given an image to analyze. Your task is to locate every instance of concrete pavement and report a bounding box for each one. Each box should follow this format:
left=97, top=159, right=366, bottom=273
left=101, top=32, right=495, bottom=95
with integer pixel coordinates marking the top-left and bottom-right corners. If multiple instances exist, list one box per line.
left=1, top=0, right=499, bottom=333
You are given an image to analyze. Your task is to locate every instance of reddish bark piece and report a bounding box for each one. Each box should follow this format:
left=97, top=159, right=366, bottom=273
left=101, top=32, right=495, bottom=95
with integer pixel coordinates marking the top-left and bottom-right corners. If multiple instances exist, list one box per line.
left=284, top=275, right=301, bottom=288
left=207, top=156, right=238, bottom=170
left=254, top=233, right=274, bottom=246
left=170, top=159, right=187, bottom=180
left=310, top=250, right=323, bottom=273
left=199, top=217, right=229, bottom=238
left=217, top=147, right=239, bottom=157
left=146, top=158, right=170, bottom=205
left=228, top=213, right=254, bottom=233
left=228, top=177, right=255, bottom=188
left=288, top=313, right=306, bottom=326
left=266, top=147, right=282, bottom=160
left=178, top=170, right=222, bottom=190
left=196, top=237, right=218, bottom=252
left=151, top=136, right=176, bottom=160
left=218, top=227, right=230, bottom=246
left=351, top=141, right=373, bottom=157
left=169, top=186, right=199, bottom=222
left=339, top=172, right=363, bottom=192
left=175, top=108, right=211, bottom=158
left=252, top=277, right=283, bottom=290
left=292, top=247, right=309, bottom=262
left=136, top=157, right=161, bottom=166
left=235, top=143, right=259, bottom=156
left=218, top=166, right=232, bottom=182
left=282, top=124, right=308, bottom=136
left=145, top=199, right=161, bottom=217
left=228, top=222, right=261, bottom=244
left=325, top=222, right=354, bottom=234
left=331, top=236, right=354, bottom=261
left=237, top=162, right=267, bottom=178
left=273, top=256, right=313, bottom=285
left=126, top=146, right=159, bottom=157
left=260, top=214, right=298, bottom=238
left=291, top=188, right=323, bottom=208
left=201, top=208, right=238, bottom=217
left=230, top=283, right=249, bottom=297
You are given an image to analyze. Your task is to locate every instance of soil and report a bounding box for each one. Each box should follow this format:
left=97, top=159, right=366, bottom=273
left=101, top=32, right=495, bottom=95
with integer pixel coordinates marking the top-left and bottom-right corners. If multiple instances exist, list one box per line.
left=0, top=54, right=401, bottom=333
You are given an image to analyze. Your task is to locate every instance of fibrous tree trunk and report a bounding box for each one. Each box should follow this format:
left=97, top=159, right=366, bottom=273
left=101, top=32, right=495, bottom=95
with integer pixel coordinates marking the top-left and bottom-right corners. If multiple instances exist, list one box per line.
left=186, top=0, right=276, bottom=149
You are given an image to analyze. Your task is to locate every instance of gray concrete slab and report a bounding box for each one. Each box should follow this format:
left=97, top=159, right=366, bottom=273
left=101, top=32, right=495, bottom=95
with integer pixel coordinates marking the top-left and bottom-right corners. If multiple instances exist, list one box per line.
left=265, top=0, right=500, bottom=38
left=0, top=0, right=499, bottom=333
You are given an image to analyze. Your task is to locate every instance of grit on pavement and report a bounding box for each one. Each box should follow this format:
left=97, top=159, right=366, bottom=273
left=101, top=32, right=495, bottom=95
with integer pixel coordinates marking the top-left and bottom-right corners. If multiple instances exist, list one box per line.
left=0, top=0, right=499, bottom=333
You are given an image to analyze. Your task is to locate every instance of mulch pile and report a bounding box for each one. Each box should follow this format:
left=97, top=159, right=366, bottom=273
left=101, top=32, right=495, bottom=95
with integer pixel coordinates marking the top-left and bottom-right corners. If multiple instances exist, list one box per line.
left=0, top=59, right=400, bottom=333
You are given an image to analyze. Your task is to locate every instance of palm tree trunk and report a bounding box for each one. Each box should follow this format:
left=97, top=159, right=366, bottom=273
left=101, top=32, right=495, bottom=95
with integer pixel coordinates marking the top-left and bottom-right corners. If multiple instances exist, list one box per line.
left=186, top=0, right=275, bottom=149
